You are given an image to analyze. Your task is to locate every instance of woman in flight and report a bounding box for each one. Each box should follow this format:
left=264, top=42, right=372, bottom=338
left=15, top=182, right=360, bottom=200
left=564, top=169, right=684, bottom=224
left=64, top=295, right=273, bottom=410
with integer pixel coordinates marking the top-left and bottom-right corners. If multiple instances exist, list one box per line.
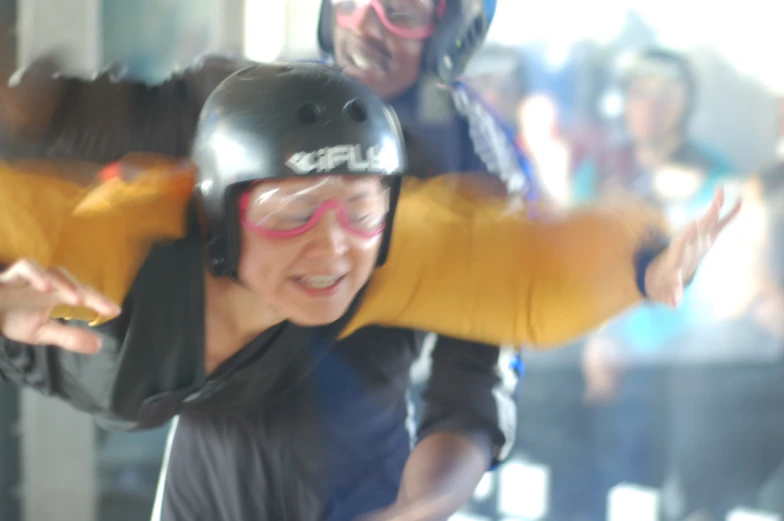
left=0, top=63, right=738, bottom=521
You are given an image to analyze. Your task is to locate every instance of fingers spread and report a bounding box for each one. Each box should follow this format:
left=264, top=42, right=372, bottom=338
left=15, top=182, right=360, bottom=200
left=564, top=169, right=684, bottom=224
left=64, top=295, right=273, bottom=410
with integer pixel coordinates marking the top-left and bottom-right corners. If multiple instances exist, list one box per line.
left=672, top=220, right=699, bottom=264
left=52, top=267, right=120, bottom=316
left=0, top=262, right=121, bottom=318
left=32, top=321, right=102, bottom=354
left=697, top=188, right=724, bottom=230
left=0, top=286, right=66, bottom=311
left=0, top=259, right=53, bottom=292
left=716, top=197, right=743, bottom=234
left=79, top=287, right=122, bottom=317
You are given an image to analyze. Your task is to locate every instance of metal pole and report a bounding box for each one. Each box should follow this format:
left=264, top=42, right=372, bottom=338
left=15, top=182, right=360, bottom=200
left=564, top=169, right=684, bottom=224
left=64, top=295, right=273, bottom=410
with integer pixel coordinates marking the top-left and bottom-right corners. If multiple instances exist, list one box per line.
left=0, top=382, right=21, bottom=521
left=1, top=0, right=21, bottom=514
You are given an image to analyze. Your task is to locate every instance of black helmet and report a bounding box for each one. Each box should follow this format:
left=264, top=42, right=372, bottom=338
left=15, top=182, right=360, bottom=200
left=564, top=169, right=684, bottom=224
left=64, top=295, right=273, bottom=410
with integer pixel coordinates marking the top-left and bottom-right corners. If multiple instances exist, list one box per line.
left=423, top=0, right=497, bottom=85
left=317, top=0, right=497, bottom=85
left=192, top=62, right=407, bottom=277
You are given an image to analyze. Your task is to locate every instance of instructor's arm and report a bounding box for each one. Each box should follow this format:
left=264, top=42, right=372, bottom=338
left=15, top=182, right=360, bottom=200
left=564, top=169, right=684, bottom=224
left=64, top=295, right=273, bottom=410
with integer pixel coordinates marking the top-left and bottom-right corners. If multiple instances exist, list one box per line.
left=0, top=46, right=247, bottom=162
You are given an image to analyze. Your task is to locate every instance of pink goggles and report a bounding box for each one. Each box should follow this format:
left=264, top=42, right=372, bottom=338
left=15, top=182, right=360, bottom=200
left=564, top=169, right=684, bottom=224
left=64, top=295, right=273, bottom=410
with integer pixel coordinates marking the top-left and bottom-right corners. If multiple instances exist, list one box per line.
left=239, top=192, right=387, bottom=240
left=332, top=0, right=445, bottom=40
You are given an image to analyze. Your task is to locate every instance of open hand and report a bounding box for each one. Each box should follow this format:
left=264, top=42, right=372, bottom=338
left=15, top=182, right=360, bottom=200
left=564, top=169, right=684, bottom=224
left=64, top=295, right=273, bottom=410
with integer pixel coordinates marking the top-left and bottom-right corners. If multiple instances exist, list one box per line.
left=0, top=259, right=121, bottom=353
left=644, top=186, right=742, bottom=307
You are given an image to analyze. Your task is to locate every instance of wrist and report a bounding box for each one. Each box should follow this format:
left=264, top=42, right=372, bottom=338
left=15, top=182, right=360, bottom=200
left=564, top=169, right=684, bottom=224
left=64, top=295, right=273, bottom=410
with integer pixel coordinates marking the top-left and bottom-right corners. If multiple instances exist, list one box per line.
left=635, top=235, right=670, bottom=298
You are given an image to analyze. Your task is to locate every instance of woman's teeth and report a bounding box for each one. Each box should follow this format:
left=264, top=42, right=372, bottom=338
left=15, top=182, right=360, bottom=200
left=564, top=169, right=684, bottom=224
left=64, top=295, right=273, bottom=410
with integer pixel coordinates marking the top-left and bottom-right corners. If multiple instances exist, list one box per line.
left=351, top=52, right=371, bottom=70
left=298, top=275, right=342, bottom=289
left=350, top=52, right=382, bottom=72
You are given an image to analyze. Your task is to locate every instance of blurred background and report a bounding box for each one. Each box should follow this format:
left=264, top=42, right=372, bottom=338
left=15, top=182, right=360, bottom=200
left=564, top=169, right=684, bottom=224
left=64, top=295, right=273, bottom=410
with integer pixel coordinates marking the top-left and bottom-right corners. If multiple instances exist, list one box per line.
left=1, top=0, right=784, bottom=520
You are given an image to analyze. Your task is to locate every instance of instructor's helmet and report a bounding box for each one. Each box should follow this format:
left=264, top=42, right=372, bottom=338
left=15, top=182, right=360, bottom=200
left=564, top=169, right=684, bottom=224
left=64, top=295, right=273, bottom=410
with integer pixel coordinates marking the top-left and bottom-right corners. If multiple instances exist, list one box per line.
left=192, top=62, right=407, bottom=277
left=318, top=0, right=498, bottom=85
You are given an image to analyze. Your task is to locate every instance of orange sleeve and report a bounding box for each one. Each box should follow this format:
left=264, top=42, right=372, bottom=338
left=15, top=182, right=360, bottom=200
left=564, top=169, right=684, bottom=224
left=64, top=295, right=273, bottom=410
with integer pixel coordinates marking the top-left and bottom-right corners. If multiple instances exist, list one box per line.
left=0, top=162, right=669, bottom=342
left=0, top=157, right=194, bottom=324
left=341, top=175, right=671, bottom=349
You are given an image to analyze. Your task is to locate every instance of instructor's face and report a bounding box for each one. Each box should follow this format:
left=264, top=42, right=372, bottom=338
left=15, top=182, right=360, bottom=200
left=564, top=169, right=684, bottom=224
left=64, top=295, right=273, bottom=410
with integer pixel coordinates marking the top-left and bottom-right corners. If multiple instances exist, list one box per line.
left=237, top=176, right=388, bottom=325
left=332, top=1, right=428, bottom=99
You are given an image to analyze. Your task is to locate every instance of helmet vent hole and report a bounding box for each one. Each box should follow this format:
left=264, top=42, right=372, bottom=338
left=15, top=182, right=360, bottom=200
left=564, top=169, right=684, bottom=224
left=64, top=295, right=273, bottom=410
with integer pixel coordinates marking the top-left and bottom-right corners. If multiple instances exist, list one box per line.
left=344, top=99, right=367, bottom=123
left=297, top=102, right=322, bottom=125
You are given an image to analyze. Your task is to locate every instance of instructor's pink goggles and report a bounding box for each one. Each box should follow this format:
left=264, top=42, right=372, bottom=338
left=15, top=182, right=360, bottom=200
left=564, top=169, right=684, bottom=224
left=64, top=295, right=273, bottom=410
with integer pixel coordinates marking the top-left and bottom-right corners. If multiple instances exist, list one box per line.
left=332, top=0, right=446, bottom=40
left=238, top=178, right=390, bottom=240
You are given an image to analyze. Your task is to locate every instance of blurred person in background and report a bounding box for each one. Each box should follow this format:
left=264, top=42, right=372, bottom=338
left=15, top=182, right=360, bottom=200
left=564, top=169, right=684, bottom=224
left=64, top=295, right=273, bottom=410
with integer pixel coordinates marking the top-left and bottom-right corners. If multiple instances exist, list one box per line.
left=660, top=126, right=784, bottom=521
left=0, top=1, right=536, bottom=519
left=573, top=47, right=739, bottom=386
left=572, top=48, right=734, bottom=207
left=516, top=48, right=741, bottom=521
left=578, top=49, right=739, bottom=519
left=573, top=46, right=739, bottom=419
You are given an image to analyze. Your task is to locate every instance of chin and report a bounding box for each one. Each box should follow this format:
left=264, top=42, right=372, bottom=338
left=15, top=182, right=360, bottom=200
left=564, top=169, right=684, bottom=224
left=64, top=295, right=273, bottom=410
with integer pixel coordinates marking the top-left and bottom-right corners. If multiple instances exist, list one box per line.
left=286, top=303, right=352, bottom=327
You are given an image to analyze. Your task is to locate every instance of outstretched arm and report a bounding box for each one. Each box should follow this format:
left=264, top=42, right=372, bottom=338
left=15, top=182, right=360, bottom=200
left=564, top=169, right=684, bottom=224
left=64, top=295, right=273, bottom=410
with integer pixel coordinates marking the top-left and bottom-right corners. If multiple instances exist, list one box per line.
left=345, top=175, right=739, bottom=348
left=0, top=161, right=738, bottom=338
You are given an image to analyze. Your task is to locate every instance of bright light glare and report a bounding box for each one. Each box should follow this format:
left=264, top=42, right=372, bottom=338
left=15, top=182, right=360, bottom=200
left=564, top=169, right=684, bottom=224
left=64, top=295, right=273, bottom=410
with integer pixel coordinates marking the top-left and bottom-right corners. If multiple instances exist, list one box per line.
left=244, top=0, right=285, bottom=62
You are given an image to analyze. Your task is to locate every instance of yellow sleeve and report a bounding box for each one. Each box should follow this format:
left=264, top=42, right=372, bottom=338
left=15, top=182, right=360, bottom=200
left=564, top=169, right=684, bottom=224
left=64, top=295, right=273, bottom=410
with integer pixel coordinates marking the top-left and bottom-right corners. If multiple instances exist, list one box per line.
left=340, top=175, right=671, bottom=348
left=0, top=157, right=193, bottom=325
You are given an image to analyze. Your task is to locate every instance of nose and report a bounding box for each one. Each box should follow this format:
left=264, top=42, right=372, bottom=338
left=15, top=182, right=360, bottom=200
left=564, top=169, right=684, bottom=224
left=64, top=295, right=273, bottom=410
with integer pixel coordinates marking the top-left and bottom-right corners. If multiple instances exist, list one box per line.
left=309, top=209, right=350, bottom=258
left=354, top=2, right=385, bottom=40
